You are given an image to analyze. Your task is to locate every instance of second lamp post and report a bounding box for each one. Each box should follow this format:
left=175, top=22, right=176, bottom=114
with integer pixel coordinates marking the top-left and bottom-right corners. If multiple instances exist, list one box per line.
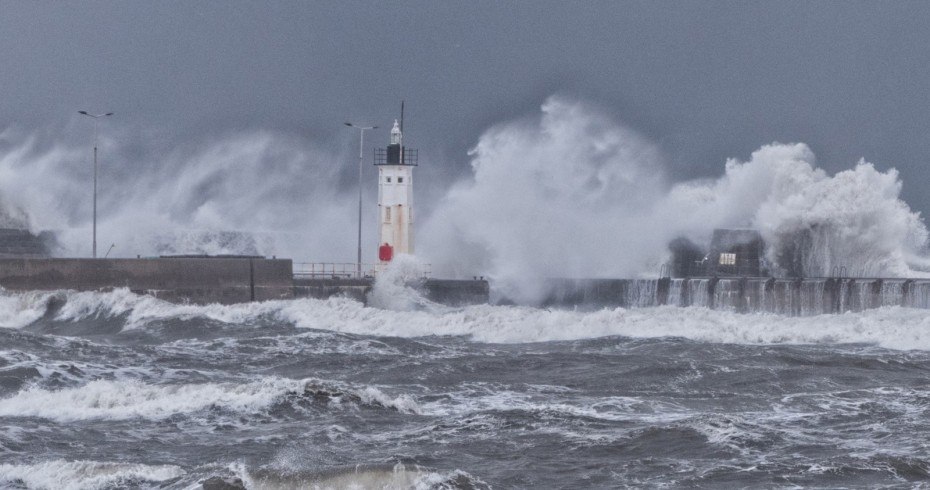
left=78, top=110, right=113, bottom=258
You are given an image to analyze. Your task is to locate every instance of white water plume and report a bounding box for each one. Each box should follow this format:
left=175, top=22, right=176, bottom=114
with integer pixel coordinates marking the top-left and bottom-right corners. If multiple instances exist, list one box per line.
left=366, top=254, right=440, bottom=312
left=419, top=96, right=929, bottom=302
left=420, top=97, right=668, bottom=302
left=0, top=125, right=359, bottom=262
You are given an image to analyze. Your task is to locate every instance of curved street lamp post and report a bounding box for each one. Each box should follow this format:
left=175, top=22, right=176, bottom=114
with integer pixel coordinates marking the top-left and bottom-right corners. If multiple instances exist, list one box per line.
left=78, top=111, right=114, bottom=258
left=344, top=122, right=377, bottom=278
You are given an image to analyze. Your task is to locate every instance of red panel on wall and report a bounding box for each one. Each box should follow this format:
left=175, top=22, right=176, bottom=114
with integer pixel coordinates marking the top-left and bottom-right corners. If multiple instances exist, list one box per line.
left=379, top=243, right=394, bottom=261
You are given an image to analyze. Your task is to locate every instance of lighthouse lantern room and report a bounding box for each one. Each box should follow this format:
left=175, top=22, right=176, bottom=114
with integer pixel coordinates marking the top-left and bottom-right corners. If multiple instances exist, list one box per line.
left=374, top=116, right=418, bottom=262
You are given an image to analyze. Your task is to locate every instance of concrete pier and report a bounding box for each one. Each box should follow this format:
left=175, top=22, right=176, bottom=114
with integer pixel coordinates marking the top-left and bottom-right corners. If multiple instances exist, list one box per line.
left=0, top=257, right=294, bottom=304
left=539, top=277, right=930, bottom=315
left=293, top=277, right=490, bottom=306
left=0, top=256, right=921, bottom=314
left=294, top=277, right=371, bottom=303
left=0, top=257, right=490, bottom=306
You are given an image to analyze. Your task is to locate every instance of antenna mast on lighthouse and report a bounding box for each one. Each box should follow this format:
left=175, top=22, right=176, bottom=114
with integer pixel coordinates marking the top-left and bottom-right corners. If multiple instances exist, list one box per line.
left=400, top=100, right=404, bottom=163
left=374, top=103, right=418, bottom=263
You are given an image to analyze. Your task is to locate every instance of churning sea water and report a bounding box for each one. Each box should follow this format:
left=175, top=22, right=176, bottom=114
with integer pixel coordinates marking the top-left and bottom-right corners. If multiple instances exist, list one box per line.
left=2, top=287, right=930, bottom=489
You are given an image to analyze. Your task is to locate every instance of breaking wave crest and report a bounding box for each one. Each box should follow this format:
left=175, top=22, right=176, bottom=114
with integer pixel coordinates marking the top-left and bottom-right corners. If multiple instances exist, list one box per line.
left=302, top=378, right=421, bottom=414
left=367, top=254, right=444, bottom=312
left=0, top=377, right=302, bottom=422
left=2, top=288, right=930, bottom=349
left=0, top=460, right=184, bottom=490
left=0, top=376, right=417, bottom=422
left=280, top=301, right=930, bottom=349
left=242, top=463, right=488, bottom=490
left=0, top=290, right=59, bottom=329
left=0, top=287, right=281, bottom=331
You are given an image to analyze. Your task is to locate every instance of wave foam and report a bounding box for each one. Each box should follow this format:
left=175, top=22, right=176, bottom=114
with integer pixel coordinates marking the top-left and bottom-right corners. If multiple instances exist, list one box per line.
left=242, top=463, right=487, bottom=490
left=0, top=287, right=284, bottom=331
left=303, top=378, right=421, bottom=414
left=0, top=290, right=58, bottom=329
left=0, top=376, right=420, bottom=422
left=0, top=460, right=183, bottom=490
left=54, top=288, right=275, bottom=330
left=367, top=255, right=442, bottom=312
left=278, top=298, right=930, bottom=349
left=5, top=288, right=930, bottom=350
left=0, top=377, right=302, bottom=422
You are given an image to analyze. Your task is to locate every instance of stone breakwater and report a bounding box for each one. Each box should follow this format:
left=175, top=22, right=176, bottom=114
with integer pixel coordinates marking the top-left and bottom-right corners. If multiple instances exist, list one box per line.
left=541, top=277, right=930, bottom=315
left=0, top=257, right=490, bottom=306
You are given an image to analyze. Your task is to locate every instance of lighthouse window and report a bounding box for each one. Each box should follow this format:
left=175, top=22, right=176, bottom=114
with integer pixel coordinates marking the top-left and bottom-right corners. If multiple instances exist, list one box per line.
left=385, top=207, right=391, bottom=223
left=386, top=177, right=391, bottom=183
left=398, top=177, right=404, bottom=183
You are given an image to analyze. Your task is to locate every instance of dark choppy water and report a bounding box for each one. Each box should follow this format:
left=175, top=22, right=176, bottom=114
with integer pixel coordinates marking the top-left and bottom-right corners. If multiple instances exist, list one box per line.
left=2, top=288, right=930, bottom=488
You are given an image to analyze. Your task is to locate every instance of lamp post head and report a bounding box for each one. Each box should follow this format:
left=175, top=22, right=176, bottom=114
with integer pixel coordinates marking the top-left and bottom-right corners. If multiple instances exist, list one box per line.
left=345, top=122, right=378, bottom=131
left=78, top=111, right=114, bottom=118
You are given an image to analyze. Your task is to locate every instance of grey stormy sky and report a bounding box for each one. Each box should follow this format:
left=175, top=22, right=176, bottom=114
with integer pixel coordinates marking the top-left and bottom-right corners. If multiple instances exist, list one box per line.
left=2, top=1, right=930, bottom=236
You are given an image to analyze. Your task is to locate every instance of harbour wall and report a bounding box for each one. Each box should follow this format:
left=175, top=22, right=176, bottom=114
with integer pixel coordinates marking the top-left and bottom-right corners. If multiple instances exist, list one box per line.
left=541, top=277, right=930, bottom=315
left=9, top=256, right=921, bottom=313
left=0, top=258, right=490, bottom=306
left=293, top=277, right=491, bottom=307
left=0, top=257, right=295, bottom=304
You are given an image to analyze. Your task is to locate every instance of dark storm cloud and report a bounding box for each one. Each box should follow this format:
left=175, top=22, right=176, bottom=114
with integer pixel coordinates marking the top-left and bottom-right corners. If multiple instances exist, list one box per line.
left=2, top=1, right=930, bottom=214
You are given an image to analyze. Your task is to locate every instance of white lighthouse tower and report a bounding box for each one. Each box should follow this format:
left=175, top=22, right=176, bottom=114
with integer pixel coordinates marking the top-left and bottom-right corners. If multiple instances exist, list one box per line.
left=375, top=117, right=417, bottom=263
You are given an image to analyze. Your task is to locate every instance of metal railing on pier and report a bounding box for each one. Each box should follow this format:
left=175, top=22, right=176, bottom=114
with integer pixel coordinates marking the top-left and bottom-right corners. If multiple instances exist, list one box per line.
left=292, top=262, right=432, bottom=279
left=293, top=262, right=374, bottom=279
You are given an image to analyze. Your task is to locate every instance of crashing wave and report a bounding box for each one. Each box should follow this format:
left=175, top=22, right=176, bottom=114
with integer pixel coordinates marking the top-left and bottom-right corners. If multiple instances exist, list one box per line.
left=0, top=460, right=183, bottom=490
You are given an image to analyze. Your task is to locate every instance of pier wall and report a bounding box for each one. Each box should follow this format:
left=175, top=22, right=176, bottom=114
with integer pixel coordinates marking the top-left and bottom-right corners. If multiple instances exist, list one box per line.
left=294, top=278, right=371, bottom=303
left=540, top=277, right=930, bottom=315
left=292, top=277, right=490, bottom=306
left=12, top=255, right=921, bottom=313
left=420, top=279, right=491, bottom=306
left=0, top=257, right=295, bottom=304
left=0, top=258, right=490, bottom=306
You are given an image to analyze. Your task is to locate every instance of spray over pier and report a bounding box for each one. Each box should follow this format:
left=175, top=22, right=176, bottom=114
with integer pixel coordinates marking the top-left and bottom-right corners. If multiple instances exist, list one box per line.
left=0, top=106, right=490, bottom=307
left=535, top=228, right=930, bottom=314
left=0, top=106, right=924, bottom=312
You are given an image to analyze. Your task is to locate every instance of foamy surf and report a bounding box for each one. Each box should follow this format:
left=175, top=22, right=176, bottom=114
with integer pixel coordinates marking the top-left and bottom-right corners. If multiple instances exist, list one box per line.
left=278, top=300, right=930, bottom=350
left=0, top=289, right=59, bottom=329
left=2, top=296, right=929, bottom=487
left=366, top=254, right=446, bottom=313
left=0, top=460, right=184, bottom=490
left=0, top=378, right=300, bottom=422
left=4, top=288, right=930, bottom=349
left=0, top=377, right=418, bottom=422
left=0, top=287, right=291, bottom=331
left=241, top=463, right=488, bottom=490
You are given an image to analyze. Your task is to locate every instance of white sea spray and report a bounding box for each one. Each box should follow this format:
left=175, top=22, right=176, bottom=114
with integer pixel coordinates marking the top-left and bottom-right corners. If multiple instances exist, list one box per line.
left=421, top=97, right=929, bottom=301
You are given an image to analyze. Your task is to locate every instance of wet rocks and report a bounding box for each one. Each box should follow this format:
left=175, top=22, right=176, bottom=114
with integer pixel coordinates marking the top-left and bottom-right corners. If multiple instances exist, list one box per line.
left=201, top=476, right=246, bottom=490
